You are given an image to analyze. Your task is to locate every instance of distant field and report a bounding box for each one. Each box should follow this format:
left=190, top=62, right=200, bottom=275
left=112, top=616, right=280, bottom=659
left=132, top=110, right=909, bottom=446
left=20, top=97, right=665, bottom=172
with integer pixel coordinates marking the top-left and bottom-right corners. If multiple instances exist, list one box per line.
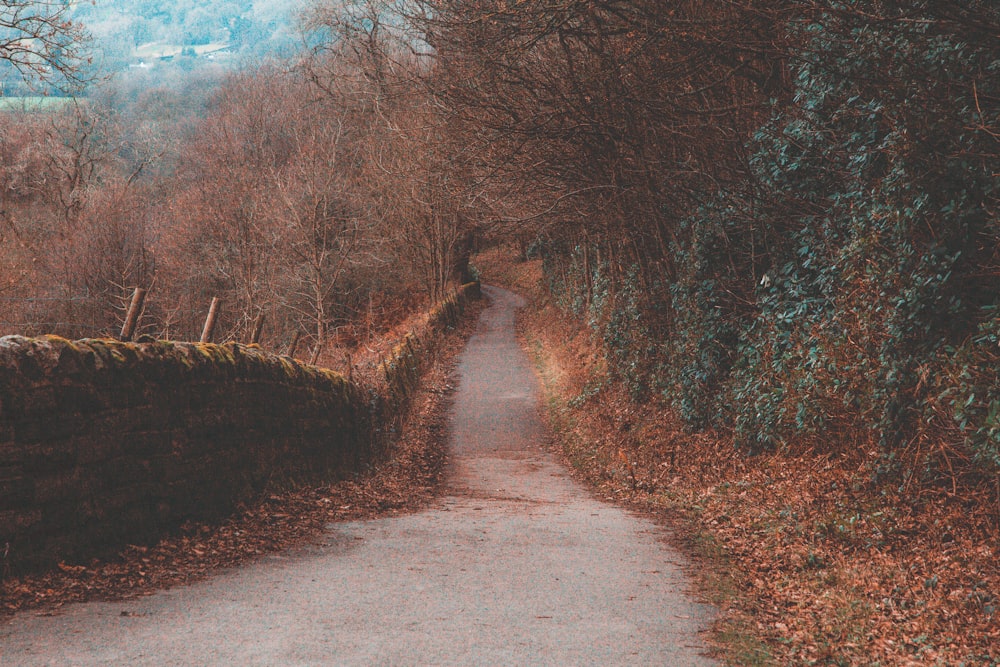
left=0, top=97, right=75, bottom=113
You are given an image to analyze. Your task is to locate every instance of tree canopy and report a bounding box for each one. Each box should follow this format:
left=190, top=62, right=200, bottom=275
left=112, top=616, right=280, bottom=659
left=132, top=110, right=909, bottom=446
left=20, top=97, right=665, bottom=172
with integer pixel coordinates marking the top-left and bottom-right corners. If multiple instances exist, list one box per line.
left=0, top=0, right=91, bottom=89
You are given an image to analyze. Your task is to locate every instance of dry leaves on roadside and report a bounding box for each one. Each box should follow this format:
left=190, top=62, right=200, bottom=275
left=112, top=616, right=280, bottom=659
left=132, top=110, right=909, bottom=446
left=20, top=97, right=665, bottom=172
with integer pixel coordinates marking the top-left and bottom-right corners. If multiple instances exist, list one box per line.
left=0, top=301, right=484, bottom=619
left=513, top=268, right=999, bottom=666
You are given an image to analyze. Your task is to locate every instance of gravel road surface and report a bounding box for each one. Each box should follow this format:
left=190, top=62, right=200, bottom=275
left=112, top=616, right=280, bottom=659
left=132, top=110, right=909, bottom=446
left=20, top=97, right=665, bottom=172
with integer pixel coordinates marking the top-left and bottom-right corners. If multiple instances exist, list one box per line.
left=0, top=286, right=716, bottom=666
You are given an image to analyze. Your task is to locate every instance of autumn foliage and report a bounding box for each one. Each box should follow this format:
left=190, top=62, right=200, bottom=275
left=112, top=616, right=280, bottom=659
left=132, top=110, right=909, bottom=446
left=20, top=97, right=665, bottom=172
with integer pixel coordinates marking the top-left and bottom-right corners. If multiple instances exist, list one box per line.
left=1, top=0, right=998, bottom=659
left=418, top=1, right=1000, bottom=485
left=1, top=49, right=478, bottom=362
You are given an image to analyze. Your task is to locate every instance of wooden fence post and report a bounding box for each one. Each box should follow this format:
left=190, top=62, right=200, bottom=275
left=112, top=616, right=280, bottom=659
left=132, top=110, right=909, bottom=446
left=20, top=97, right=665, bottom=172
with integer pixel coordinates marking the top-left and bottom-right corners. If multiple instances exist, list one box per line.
left=286, top=331, right=301, bottom=358
left=119, top=287, right=147, bottom=342
left=250, top=312, right=266, bottom=344
left=200, top=297, right=221, bottom=343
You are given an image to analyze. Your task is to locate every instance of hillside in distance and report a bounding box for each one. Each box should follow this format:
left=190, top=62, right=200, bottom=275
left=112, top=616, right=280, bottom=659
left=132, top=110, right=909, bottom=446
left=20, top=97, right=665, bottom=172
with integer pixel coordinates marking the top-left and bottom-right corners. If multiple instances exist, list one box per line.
left=71, top=0, right=299, bottom=75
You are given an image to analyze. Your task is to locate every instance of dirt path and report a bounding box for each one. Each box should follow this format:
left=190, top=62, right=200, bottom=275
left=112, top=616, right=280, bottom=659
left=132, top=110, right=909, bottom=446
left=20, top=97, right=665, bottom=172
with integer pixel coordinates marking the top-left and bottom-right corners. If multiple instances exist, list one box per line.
left=0, top=286, right=716, bottom=666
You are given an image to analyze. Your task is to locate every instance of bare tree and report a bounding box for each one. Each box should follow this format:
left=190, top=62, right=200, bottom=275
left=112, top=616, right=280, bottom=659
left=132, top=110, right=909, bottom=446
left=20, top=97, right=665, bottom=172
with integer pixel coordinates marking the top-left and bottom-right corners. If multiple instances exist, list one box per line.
left=273, top=110, right=366, bottom=361
left=0, top=0, right=91, bottom=89
left=381, top=98, right=475, bottom=302
left=415, top=0, right=783, bottom=283
left=164, top=68, right=294, bottom=341
left=302, top=0, right=478, bottom=302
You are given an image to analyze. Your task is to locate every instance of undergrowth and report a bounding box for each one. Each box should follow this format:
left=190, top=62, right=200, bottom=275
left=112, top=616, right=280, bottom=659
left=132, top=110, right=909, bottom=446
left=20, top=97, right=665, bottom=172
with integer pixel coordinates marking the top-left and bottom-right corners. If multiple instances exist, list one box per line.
left=476, top=246, right=1000, bottom=666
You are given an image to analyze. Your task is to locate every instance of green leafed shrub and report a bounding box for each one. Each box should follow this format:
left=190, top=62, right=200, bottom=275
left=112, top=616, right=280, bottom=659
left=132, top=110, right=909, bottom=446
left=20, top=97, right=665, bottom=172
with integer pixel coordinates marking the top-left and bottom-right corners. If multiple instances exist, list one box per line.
left=726, top=4, right=999, bottom=456
left=535, top=2, right=1000, bottom=480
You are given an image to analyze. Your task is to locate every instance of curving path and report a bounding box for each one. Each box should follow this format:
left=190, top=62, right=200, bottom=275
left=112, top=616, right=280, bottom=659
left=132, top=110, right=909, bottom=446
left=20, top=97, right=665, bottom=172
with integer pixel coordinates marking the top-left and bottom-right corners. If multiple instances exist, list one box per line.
left=0, top=286, right=716, bottom=666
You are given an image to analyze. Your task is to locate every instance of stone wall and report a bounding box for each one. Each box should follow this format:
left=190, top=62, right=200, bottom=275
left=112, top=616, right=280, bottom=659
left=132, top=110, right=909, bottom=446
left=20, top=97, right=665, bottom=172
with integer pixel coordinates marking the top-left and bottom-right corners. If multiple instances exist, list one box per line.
left=381, top=282, right=482, bottom=403
left=0, top=282, right=480, bottom=573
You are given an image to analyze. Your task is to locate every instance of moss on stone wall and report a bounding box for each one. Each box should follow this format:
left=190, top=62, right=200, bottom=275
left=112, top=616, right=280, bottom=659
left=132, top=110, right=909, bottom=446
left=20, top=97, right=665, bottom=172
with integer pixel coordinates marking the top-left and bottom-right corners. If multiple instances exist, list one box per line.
left=0, top=283, right=481, bottom=573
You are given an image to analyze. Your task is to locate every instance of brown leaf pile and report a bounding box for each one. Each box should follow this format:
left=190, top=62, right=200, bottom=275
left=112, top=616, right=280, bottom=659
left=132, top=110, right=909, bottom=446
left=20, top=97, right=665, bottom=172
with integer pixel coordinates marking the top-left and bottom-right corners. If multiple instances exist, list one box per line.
left=500, top=252, right=999, bottom=665
left=0, top=299, right=484, bottom=619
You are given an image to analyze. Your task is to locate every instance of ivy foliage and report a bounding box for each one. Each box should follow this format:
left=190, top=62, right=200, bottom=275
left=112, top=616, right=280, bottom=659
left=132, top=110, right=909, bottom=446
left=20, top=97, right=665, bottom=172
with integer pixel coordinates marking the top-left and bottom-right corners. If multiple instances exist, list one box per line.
left=729, top=4, right=999, bottom=460
left=537, top=1, right=1000, bottom=472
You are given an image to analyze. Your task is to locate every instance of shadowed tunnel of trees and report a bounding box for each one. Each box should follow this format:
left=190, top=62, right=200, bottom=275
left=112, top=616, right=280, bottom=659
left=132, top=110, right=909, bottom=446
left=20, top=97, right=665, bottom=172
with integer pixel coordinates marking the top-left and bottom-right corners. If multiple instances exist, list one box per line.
left=419, top=0, right=1000, bottom=487
left=1, top=0, right=998, bottom=489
